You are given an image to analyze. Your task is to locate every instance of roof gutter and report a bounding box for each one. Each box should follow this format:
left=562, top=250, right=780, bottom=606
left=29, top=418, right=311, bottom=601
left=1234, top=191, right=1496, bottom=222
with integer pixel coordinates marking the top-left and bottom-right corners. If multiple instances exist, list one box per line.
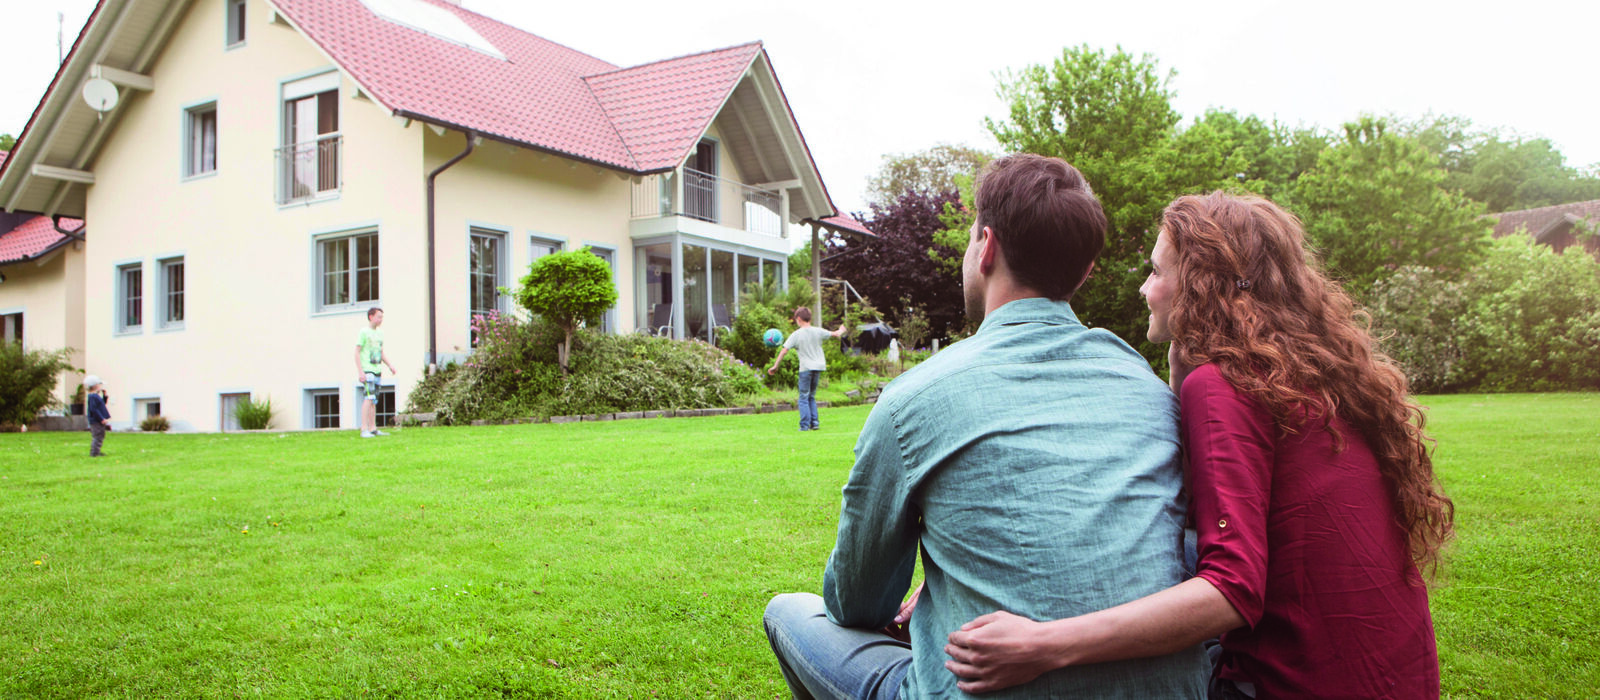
left=52, top=215, right=87, bottom=243
left=426, top=129, right=476, bottom=372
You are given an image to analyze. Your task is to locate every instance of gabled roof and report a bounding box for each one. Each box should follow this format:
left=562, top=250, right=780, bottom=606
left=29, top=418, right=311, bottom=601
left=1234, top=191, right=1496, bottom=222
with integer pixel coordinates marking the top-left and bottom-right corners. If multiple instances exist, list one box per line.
left=1492, top=200, right=1600, bottom=241
left=815, top=214, right=875, bottom=239
left=585, top=43, right=763, bottom=172
left=0, top=214, right=81, bottom=266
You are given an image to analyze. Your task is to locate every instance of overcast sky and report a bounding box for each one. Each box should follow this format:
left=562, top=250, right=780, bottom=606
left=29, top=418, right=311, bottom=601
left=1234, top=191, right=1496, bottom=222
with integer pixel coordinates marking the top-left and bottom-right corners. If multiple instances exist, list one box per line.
left=4, top=0, right=1596, bottom=217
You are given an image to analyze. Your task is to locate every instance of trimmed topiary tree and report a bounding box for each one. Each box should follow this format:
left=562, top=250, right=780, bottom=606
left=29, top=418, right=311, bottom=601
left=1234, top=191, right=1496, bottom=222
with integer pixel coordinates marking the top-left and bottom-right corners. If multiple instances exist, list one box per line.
left=513, top=247, right=618, bottom=373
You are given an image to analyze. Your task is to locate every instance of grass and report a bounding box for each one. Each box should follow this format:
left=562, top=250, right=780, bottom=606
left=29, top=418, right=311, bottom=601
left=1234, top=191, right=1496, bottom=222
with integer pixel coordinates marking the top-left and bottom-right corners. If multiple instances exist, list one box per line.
left=3, top=393, right=1596, bottom=697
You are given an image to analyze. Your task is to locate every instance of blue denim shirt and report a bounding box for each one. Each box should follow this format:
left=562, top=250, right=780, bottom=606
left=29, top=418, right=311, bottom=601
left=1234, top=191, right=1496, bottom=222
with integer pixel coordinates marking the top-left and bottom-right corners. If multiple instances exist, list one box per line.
left=822, top=298, right=1206, bottom=698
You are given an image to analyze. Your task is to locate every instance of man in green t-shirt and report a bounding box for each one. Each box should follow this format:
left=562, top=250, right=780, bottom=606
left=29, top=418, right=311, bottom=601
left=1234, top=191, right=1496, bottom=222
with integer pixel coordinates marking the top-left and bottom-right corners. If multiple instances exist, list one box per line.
left=355, top=307, right=397, bottom=438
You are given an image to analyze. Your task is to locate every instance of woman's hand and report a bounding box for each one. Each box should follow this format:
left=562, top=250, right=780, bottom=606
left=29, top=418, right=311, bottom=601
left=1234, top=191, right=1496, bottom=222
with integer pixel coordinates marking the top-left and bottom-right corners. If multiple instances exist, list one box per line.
left=943, top=611, right=1059, bottom=693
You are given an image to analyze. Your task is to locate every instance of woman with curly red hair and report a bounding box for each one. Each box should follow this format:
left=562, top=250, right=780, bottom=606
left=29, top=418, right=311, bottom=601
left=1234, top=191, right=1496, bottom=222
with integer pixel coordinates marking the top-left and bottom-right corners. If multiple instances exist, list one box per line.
left=942, top=192, right=1453, bottom=699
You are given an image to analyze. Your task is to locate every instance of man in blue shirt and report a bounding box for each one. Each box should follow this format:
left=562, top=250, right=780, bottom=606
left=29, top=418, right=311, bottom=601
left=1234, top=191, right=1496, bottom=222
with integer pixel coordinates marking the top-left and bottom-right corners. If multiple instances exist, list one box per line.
left=762, top=154, right=1206, bottom=698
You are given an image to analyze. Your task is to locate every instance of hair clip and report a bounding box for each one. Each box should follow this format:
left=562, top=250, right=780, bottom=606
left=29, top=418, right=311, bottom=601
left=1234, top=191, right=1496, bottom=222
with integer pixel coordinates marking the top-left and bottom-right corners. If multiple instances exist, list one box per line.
left=1236, top=279, right=1253, bottom=290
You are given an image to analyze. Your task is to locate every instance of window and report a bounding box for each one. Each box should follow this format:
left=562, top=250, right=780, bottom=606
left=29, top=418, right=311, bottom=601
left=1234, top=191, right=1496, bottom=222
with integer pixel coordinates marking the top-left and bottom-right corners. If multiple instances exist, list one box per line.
left=159, top=257, right=185, bottom=329
left=117, top=263, right=143, bottom=333
left=529, top=235, right=563, bottom=262
left=376, top=387, right=396, bottom=427
left=0, top=312, right=20, bottom=345
left=589, top=246, right=616, bottom=333
left=184, top=103, right=217, bottom=177
left=469, top=228, right=506, bottom=319
left=278, top=72, right=340, bottom=204
left=317, top=231, right=378, bottom=311
left=134, top=398, right=161, bottom=422
left=684, top=139, right=718, bottom=222
left=225, top=0, right=246, bottom=47
left=308, top=389, right=340, bottom=429
left=220, top=392, right=249, bottom=431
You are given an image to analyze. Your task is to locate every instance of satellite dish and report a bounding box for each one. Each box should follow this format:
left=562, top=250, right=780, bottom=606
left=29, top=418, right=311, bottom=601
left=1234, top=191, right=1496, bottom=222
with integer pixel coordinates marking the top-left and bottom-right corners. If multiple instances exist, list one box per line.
left=81, top=78, right=120, bottom=113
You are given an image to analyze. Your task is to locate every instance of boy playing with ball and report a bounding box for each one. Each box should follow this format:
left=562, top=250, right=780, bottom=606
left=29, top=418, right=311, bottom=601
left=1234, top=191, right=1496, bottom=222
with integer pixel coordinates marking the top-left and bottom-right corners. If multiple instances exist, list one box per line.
left=767, top=306, right=846, bottom=431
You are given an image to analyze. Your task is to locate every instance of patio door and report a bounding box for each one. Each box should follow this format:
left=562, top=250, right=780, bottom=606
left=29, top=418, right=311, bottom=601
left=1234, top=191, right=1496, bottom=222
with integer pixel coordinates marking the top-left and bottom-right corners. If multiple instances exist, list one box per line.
left=685, top=140, right=717, bottom=222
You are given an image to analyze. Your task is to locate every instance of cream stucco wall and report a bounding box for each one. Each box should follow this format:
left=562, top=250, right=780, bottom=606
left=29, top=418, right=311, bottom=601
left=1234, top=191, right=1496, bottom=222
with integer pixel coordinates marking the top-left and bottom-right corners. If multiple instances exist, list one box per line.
left=83, top=0, right=424, bottom=431
left=0, top=240, right=87, bottom=408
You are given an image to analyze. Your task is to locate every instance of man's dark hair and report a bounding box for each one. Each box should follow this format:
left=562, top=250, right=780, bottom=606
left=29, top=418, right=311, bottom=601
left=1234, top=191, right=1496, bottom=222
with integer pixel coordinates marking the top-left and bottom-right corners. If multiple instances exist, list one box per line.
left=974, top=153, right=1107, bottom=300
left=793, top=306, right=812, bottom=323
left=367, top=307, right=383, bottom=320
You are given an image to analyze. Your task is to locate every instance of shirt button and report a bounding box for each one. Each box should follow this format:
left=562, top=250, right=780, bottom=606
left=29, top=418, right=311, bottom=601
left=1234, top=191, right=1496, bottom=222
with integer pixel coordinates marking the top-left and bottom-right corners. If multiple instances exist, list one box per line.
left=1218, top=519, right=1228, bottom=529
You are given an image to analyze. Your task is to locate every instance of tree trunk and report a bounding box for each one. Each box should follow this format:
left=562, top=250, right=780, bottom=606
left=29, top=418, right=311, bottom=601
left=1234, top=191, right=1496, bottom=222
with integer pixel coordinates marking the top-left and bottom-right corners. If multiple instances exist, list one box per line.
left=560, top=327, right=572, bottom=374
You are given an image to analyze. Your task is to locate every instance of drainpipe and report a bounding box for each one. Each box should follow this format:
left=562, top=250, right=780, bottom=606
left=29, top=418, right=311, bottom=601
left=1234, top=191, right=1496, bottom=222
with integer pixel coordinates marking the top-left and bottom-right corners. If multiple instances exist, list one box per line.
left=51, top=215, right=86, bottom=242
left=426, top=130, right=476, bottom=373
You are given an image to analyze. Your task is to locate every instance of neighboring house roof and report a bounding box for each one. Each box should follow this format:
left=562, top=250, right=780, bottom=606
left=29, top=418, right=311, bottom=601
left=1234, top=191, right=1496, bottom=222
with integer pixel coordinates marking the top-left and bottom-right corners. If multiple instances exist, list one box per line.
left=814, top=214, right=875, bottom=239
left=0, top=214, right=82, bottom=266
left=1492, top=200, right=1600, bottom=243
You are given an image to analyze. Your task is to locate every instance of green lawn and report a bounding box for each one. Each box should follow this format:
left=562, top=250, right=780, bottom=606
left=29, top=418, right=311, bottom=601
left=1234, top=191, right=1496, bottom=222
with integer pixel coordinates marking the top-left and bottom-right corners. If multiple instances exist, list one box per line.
left=3, top=394, right=1596, bottom=698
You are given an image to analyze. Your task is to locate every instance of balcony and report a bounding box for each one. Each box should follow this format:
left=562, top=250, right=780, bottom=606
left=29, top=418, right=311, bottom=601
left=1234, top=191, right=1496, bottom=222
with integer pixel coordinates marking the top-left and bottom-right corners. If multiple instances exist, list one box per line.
left=631, top=168, right=783, bottom=238
left=275, top=135, right=342, bottom=205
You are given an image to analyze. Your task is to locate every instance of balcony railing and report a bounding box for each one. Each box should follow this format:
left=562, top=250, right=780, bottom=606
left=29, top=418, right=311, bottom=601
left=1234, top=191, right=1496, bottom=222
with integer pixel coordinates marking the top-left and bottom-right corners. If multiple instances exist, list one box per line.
left=631, top=168, right=783, bottom=237
left=275, top=135, right=342, bottom=205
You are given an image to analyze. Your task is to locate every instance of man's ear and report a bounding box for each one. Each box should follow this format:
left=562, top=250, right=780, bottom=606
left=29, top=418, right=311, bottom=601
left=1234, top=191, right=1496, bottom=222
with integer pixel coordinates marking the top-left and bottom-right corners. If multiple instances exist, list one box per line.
left=977, top=226, right=1000, bottom=274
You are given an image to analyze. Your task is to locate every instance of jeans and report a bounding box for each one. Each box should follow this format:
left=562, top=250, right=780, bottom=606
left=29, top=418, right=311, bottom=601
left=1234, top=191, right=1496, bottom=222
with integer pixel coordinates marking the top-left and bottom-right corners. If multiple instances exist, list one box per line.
left=764, top=593, right=909, bottom=700
left=89, top=422, right=106, bottom=456
left=797, top=370, right=821, bottom=430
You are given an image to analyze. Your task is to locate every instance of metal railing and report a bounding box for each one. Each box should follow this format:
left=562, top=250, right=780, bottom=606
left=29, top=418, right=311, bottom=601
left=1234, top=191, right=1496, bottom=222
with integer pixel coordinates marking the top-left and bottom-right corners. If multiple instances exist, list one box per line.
left=275, top=135, right=342, bottom=205
left=630, top=169, right=783, bottom=237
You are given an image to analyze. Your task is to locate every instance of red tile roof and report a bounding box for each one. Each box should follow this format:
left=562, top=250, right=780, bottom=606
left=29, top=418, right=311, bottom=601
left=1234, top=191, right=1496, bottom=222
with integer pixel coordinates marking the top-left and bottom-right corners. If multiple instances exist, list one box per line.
left=817, top=214, right=875, bottom=238
left=0, top=214, right=81, bottom=266
left=273, top=0, right=764, bottom=174
left=1492, top=200, right=1600, bottom=239
left=585, top=43, right=763, bottom=172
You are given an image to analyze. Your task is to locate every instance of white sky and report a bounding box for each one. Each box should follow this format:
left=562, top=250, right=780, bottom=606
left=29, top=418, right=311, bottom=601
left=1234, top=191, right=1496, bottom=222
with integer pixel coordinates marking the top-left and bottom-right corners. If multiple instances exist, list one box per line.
left=4, top=0, right=1596, bottom=217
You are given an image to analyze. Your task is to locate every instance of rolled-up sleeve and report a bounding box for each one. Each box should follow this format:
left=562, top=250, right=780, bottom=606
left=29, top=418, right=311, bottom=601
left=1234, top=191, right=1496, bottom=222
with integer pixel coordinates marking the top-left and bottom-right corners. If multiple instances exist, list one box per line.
left=1181, top=366, right=1275, bottom=628
left=822, top=403, right=919, bottom=629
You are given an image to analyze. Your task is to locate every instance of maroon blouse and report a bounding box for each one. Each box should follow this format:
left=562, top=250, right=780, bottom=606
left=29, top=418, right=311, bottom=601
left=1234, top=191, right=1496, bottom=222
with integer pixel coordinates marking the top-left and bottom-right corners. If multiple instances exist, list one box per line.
left=1181, top=364, right=1440, bottom=699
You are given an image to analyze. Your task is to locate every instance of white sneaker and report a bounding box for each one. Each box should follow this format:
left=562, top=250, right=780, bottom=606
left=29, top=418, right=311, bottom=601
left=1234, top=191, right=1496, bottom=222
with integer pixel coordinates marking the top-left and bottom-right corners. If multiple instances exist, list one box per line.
left=360, top=431, right=375, bottom=438
left=374, top=430, right=390, bottom=436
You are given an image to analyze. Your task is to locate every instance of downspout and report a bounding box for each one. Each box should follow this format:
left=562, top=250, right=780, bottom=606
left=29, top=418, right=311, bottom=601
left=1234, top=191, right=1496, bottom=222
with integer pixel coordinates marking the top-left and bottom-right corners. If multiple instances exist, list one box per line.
left=52, top=215, right=86, bottom=242
left=425, top=129, right=476, bottom=373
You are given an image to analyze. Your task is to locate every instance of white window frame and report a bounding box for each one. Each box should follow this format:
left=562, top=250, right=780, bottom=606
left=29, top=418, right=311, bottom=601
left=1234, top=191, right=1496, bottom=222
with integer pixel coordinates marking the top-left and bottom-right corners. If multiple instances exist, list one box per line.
left=529, top=233, right=565, bottom=264
left=116, top=262, right=144, bottom=335
left=584, top=243, right=618, bottom=334
left=278, top=70, right=342, bottom=205
left=468, top=226, right=508, bottom=318
left=183, top=102, right=218, bottom=179
left=157, top=256, right=185, bottom=331
left=132, top=397, right=162, bottom=425
left=313, top=229, right=379, bottom=314
left=0, top=308, right=22, bottom=345
left=375, top=386, right=397, bottom=427
left=305, top=388, right=341, bottom=429
left=225, top=0, right=247, bottom=48
left=219, top=392, right=250, bottom=431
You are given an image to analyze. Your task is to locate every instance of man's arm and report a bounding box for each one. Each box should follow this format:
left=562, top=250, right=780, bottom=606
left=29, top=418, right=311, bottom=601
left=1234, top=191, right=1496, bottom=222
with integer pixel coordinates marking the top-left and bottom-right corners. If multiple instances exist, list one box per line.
left=943, top=578, right=1243, bottom=692
left=821, top=405, right=919, bottom=628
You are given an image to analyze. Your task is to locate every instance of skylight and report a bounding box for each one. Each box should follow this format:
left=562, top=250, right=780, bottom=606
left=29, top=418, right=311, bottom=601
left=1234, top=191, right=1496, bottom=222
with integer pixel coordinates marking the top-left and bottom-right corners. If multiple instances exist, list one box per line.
left=358, top=0, right=505, bottom=60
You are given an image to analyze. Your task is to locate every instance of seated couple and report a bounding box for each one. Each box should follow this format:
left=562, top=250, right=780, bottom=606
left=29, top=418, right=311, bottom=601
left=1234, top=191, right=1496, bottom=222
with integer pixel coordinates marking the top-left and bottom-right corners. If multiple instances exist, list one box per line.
left=763, top=154, right=1453, bottom=699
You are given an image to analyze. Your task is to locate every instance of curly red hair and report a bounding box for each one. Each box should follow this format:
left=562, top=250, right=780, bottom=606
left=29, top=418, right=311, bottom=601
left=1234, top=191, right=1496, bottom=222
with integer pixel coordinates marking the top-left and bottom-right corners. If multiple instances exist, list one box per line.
left=1162, top=191, right=1454, bottom=573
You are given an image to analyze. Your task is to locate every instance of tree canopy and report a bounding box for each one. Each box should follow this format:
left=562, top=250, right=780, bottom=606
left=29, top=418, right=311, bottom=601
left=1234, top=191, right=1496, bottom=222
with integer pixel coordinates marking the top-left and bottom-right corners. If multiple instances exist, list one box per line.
left=513, top=248, right=617, bottom=373
left=864, top=144, right=992, bottom=208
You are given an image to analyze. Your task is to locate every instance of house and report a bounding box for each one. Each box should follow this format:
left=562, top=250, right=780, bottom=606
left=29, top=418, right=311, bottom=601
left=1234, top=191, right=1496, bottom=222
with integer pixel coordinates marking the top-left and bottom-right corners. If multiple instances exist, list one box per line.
left=0, top=0, right=871, bottom=432
left=1492, top=199, right=1600, bottom=258
left=0, top=150, right=88, bottom=412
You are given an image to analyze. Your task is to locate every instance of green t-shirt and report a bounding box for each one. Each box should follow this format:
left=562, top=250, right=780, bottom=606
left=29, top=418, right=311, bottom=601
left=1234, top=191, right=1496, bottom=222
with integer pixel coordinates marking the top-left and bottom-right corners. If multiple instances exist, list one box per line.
left=357, top=327, right=384, bottom=373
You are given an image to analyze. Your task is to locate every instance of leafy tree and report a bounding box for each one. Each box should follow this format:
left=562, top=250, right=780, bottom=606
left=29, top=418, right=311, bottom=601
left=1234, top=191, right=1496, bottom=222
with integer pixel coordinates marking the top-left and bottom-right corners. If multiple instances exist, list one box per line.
left=0, top=344, right=76, bottom=427
left=1400, top=115, right=1600, bottom=212
left=825, top=190, right=966, bottom=340
left=1296, top=117, right=1492, bottom=295
left=1455, top=236, right=1600, bottom=391
left=512, top=248, right=617, bottom=373
left=0, top=133, right=14, bottom=151
left=865, top=144, right=992, bottom=208
left=1366, top=266, right=1470, bottom=393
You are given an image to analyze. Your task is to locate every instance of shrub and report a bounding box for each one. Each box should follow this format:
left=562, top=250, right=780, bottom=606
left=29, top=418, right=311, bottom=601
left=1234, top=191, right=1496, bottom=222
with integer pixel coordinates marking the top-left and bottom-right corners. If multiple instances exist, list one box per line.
left=0, top=344, right=75, bottom=427
left=1455, top=237, right=1600, bottom=392
left=512, top=248, right=618, bottom=372
left=722, top=278, right=814, bottom=388
left=1366, top=266, right=1470, bottom=394
left=894, top=300, right=931, bottom=351
left=235, top=396, right=275, bottom=430
left=140, top=415, right=171, bottom=432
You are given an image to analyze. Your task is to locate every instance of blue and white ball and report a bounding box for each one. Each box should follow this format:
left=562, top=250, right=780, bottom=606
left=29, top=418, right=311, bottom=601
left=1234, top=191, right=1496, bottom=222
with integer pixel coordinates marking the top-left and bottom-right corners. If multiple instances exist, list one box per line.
left=763, top=328, right=784, bottom=348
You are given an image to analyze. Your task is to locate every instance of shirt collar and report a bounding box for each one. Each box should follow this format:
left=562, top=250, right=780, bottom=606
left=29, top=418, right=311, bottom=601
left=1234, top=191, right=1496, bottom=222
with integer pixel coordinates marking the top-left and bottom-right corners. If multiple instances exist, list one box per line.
left=975, top=297, right=1083, bottom=334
